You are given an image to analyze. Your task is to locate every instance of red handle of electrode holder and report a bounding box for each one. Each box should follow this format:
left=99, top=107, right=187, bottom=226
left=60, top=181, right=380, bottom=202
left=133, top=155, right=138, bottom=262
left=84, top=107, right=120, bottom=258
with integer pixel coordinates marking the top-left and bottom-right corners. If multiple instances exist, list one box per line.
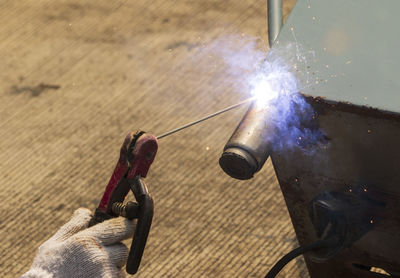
left=126, top=133, right=158, bottom=180
left=96, top=131, right=158, bottom=214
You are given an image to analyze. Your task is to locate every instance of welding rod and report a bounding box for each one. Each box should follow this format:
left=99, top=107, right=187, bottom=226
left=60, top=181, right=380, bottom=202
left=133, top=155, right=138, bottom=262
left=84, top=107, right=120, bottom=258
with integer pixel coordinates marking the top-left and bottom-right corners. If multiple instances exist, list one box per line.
left=156, top=97, right=256, bottom=140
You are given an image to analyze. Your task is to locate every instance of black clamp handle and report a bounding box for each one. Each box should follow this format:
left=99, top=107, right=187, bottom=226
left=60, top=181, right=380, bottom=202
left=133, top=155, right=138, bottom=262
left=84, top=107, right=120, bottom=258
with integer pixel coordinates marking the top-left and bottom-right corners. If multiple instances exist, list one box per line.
left=125, top=176, right=154, bottom=274
left=91, top=175, right=154, bottom=275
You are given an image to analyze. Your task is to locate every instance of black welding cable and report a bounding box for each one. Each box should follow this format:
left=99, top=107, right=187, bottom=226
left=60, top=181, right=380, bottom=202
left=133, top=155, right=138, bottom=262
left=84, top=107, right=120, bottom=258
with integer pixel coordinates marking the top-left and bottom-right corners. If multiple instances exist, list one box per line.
left=264, top=236, right=340, bottom=278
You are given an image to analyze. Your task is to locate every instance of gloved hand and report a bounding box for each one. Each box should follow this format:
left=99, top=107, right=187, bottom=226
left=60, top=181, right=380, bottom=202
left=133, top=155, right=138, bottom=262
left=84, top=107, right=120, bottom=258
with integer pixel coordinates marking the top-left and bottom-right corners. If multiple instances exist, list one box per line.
left=21, top=208, right=135, bottom=278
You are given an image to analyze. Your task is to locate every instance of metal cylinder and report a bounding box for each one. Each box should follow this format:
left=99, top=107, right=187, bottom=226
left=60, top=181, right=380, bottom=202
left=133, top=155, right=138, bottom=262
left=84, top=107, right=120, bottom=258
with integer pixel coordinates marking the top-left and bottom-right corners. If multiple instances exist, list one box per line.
left=219, top=102, right=275, bottom=180
left=267, top=0, right=283, bottom=47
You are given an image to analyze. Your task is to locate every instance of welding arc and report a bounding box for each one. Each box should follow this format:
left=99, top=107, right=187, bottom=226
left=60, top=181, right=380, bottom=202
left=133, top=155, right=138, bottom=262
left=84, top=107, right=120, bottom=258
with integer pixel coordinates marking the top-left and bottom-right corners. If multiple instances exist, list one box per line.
left=156, top=97, right=256, bottom=139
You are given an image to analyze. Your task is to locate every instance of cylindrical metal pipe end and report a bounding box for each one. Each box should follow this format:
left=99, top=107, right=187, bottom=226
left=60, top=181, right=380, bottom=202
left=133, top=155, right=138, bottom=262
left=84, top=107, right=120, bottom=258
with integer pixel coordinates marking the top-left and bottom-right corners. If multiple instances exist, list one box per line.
left=219, top=102, right=274, bottom=180
left=267, top=0, right=283, bottom=47
left=219, top=147, right=258, bottom=180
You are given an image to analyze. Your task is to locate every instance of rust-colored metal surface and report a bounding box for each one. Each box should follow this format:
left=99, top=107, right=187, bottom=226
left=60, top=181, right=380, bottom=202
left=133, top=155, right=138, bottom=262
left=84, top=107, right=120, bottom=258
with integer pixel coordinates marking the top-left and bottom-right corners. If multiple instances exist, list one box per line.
left=271, top=97, right=400, bottom=277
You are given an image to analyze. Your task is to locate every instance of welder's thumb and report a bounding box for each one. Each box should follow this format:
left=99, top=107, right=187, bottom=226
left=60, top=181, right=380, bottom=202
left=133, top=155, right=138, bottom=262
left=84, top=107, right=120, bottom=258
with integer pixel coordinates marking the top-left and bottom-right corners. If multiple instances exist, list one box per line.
left=49, top=208, right=92, bottom=241
left=78, top=215, right=136, bottom=245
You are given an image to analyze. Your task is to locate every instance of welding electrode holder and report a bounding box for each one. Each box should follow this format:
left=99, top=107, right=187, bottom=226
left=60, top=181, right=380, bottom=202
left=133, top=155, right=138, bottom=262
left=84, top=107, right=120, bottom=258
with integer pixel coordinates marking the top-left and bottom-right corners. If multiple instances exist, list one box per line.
left=89, top=131, right=158, bottom=275
left=219, top=101, right=274, bottom=180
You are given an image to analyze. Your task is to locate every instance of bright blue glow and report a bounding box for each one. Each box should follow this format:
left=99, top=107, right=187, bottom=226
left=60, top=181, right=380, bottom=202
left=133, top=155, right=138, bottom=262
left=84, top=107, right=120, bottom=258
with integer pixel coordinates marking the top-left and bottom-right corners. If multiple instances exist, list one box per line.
left=250, top=74, right=279, bottom=106
left=200, top=35, right=329, bottom=153
left=247, top=49, right=328, bottom=153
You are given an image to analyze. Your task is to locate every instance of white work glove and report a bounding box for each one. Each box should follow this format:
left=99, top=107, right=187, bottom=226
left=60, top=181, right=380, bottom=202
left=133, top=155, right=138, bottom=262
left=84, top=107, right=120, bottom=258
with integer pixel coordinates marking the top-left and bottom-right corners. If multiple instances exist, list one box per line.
left=21, top=208, right=135, bottom=278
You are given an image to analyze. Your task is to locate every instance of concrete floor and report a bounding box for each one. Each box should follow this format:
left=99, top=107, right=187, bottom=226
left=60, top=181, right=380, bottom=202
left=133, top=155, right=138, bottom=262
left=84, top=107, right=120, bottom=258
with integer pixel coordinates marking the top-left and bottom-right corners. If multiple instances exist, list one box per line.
left=0, top=1, right=308, bottom=277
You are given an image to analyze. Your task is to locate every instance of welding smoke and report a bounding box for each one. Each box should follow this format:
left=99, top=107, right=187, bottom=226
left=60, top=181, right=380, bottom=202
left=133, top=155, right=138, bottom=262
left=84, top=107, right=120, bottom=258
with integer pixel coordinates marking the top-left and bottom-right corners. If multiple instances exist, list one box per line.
left=219, top=41, right=328, bottom=180
left=164, top=33, right=327, bottom=179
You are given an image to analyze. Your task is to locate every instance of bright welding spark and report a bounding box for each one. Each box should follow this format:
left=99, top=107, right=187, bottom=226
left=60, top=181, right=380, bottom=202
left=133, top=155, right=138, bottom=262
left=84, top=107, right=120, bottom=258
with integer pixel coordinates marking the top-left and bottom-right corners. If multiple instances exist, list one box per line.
left=250, top=78, right=279, bottom=107
left=249, top=61, right=298, bottom=108
left=209, top=34, right=328, bottom=154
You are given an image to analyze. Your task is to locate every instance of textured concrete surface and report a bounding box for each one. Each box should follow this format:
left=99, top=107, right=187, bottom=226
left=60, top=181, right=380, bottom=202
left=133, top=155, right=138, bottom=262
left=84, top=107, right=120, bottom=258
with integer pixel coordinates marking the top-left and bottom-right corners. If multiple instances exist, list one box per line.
left=0, top=0, right=307, bottom=277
